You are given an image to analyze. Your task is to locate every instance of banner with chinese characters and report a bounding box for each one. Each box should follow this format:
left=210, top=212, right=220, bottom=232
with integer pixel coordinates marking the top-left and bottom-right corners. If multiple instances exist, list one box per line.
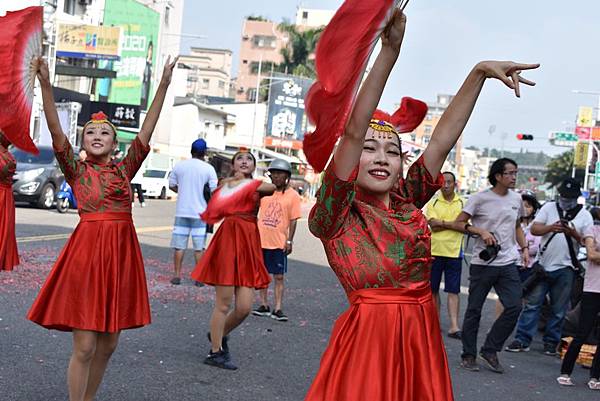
left=87, top=101, right=140, bottom=128
left=97, top=0, right=159, bottom=109
left=266, top=72, right=314, bottom=142
left=574, top=142, right=589, bottom=168
left=577, top=106, right=594, bottom=128
left=56, top=23, right=121, bottom=60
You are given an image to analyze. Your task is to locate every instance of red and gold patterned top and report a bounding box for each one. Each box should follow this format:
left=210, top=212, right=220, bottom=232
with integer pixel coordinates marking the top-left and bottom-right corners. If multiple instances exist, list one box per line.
left=55, top=138, right=149, bottom=214
left=308, top=156, right=443, bottom=294
left=0, top=147, right=16, bottom=186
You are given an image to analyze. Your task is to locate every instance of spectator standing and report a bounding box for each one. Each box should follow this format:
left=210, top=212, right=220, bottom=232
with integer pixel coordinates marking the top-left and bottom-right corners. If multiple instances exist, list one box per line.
left=168, top=138, right=218, bottom=285
left=557, top=207, right=600, bottom=390
left=253, top=159, right=302, bottom=322
left=506, top=178, right=592, bottom=355
left=425, top=171, right=465, bottom=339
left=130, top=164, right=146, bottom=207
left=446, top=158, right=529, bottom=373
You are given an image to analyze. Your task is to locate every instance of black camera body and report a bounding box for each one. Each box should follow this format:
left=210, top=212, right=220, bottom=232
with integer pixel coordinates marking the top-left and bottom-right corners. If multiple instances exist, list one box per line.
left=480, top=243, right=501, bottom=261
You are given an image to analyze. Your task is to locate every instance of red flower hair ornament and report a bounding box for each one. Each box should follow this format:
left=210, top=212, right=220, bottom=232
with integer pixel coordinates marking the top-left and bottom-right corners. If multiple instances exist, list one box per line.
left=83, top=111, right=117, bottom=137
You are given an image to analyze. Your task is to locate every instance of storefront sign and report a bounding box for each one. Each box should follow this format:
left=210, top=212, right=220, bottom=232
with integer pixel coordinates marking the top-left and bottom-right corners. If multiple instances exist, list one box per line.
left=57, top=23, right=121, bottom=60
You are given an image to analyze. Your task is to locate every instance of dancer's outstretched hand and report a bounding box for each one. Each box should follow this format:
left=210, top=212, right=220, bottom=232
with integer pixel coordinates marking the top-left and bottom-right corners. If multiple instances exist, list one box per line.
left=160, top=56, right=179, bottom=86
left=33, top=56, right=50, bottom=85
left=381, top=8, right=407, bottom=52
left=477, top=61, right=540, bottom=98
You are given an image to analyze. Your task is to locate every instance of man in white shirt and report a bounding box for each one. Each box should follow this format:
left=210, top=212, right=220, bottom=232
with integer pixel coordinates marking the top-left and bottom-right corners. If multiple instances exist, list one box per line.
left=168, top=139, right=218, bottom=285
left=506, top=178, right=592, bottom=356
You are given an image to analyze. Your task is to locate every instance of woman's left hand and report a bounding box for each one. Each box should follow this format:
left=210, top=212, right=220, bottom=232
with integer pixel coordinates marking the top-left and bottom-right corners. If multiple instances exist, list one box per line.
left=476, top=61, right=540, bottom=98
left=160, top=56, right=179, bottom=86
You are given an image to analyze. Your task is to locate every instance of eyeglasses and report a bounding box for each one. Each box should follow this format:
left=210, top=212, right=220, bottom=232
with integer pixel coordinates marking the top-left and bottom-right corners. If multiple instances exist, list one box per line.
left=502, top=171, right=519, bottom=177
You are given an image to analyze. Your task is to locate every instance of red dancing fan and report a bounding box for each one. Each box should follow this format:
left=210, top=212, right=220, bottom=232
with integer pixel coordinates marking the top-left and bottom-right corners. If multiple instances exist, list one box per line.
left=200, top=179, right=262, bottom=224
left=0, top=6, right=42, bottom=155
left=304, top=0, right=427, bottom=172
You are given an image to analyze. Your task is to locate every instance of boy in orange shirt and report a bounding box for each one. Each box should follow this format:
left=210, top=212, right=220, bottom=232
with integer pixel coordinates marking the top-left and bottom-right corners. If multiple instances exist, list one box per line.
left=253, top=159, right=302, bottom=321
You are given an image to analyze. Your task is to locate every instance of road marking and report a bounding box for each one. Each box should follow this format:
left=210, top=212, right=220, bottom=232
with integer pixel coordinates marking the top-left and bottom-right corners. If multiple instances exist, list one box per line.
left=17, top=226, right=173, bottom=243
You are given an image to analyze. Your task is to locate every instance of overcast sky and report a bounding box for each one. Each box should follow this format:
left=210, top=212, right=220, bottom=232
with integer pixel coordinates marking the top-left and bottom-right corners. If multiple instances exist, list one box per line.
left=182, top=0, right=600, bottom=155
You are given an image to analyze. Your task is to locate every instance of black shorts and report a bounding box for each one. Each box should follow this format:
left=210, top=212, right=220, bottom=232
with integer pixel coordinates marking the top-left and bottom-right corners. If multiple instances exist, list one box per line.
left=262, top=249, right=287, bottom=275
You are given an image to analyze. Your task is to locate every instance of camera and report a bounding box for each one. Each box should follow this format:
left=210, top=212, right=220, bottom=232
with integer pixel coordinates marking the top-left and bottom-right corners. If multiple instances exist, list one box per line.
left=479, top=244, right=501, bottom=261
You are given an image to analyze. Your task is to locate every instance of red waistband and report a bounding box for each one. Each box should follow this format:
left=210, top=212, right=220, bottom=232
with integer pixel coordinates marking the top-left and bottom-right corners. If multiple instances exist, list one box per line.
left=349, top=285, right=432, bottom=305
left=80, top=212, right=132, bottom=222
left=0, top=183, right=12, bottom=189
left=224, top=213, right=257, bottom=221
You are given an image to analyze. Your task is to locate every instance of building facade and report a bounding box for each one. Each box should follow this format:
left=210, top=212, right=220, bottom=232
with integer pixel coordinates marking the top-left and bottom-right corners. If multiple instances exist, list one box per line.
left=179, top=47, right=233, bottom=98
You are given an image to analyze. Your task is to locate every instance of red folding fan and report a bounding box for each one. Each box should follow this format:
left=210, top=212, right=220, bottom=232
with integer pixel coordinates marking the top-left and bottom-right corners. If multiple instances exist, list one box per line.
left=303, top=0, right=411, bottom=172
left=0, top=6, right=42, bottom=155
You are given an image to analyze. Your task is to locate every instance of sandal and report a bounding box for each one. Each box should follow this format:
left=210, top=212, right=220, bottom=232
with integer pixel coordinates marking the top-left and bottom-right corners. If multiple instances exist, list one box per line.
left=588, top=379, right=600, bottom=390
left=556, top=376, right=574, bottom=386
left=447, top=331, right=462, bottom=340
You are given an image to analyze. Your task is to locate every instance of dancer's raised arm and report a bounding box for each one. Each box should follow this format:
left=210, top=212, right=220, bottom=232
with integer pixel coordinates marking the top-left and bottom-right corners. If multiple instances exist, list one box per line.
left=138, top=56, right=178, bottom=147
left=35, top=58, right=66, bottom=149
left=334, top=9, right=406, bottom=180
left=423, top=61, right=539, bottom=177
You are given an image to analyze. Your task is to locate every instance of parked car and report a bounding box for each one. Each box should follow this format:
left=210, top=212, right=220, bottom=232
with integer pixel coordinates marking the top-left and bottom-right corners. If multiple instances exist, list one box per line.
left=11, top=146, right=64, bottom=209
left=140, top=168, right=175, bottom=199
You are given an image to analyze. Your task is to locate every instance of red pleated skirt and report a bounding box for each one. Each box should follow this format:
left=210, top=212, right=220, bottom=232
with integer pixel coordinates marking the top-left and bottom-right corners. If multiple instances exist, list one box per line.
left=27, top=212, right=151, bottom=333
left=0, top=184, right=19, bottom=271
left=305, top=285, right=454, bottom=401
left=191, top=214, right=270, bottom=289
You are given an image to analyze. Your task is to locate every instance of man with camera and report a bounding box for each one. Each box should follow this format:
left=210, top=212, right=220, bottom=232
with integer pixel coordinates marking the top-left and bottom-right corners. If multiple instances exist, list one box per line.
left=505, top=178, right=592, bottom=356
left=447, top=158, right=529, bottom=373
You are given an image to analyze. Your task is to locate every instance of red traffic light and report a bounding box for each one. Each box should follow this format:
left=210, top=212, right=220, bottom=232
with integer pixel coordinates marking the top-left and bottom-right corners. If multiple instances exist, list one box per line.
left=516, top=133, right=534, bottom=140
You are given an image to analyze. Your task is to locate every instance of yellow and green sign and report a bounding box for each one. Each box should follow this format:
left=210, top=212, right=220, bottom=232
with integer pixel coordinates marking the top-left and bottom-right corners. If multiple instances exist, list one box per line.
left=57, top=23, right=121, bottom=60
left=98, top=0, right=160, bottom=109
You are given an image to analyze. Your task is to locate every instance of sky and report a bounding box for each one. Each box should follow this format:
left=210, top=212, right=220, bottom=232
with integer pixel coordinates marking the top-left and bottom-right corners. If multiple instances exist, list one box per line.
left=182, top=0, right=600, bottom=156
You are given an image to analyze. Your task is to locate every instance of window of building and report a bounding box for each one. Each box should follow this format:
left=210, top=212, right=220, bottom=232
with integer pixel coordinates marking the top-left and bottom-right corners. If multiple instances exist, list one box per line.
left=242, top=59, right=248, bottom=64
left=202, top=79, right=210, bottom=89
left=422, top=135, right=431, bottom=145
left=164, top=6, right=170, bottom=26
left=302, top=11, right=309, bottom=18
left=424, top=125, right=433, bottom=135
left=252, top=35, right=276, bottom=48
left=410, top=134, right=416, bottom=142
left=63, top=0, right=76, bottom=15
left=218, top=80, right=225, bottom=89
left=247, top=88, right=257, bottom=102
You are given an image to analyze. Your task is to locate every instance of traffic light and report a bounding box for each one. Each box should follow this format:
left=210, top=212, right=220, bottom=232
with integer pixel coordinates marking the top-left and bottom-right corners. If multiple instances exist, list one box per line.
left=516, top=133, right=534, bottom=140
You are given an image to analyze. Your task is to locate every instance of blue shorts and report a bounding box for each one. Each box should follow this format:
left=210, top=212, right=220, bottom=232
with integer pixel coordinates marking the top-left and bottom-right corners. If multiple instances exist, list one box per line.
left=262, top=249, right=287, bottom=275
left=170, top=217, right=207, bottom=251
left=430, top=256, right=463, bottom=294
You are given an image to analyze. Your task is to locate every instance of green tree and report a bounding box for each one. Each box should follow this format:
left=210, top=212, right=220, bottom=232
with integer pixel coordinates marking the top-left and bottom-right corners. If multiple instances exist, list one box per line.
left=544, top=150, right=575, bottom=188
left=277, top=20, right=323, bottom=78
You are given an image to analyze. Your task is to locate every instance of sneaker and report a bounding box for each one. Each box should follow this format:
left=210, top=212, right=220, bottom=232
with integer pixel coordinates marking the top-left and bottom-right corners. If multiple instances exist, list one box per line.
left=460, top=356, right=480, bottom=372
left=207, top=332, right=229, bottom=353
left=170, top=277, right=181, bottom=285
left=203, top=350, right=237, bottom=370
left=479, top=351, right=504, bottom=373
left=252, top=305, right=271, bottom=317
left=505, top=340, right=530, bottom=352
left=271, top=309, right=288, bottom=322
left=557, top=376, right=574, bottom=386
left=194, top=281, right=205, bottom=287
left=588, top=379, right=600, bottom=390
left=141, top=202, right=146, bottom=208
left=543, top=343, right=558, bottom=356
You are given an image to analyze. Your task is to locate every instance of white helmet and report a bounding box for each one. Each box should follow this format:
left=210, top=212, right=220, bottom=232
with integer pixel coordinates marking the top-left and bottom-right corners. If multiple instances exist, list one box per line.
left=268, top=159, right=292, bottom=174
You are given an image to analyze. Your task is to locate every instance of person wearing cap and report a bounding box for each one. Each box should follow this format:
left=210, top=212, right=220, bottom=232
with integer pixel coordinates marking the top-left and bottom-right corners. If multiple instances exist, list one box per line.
left=506, top=178, right=592, bottom=356
left=253, top=158, right=302, bottom=321
left=168, top=138, right=218, bottom=285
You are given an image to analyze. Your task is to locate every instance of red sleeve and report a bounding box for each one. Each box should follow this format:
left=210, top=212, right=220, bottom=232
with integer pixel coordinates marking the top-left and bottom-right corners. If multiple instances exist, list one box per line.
left=308, top=160, right=357, bottom=240
left=395, top=156, right=443, bottom=209
left=53, top=140, right=82, bottom=184
left=120, top=137, right=150, bottom=181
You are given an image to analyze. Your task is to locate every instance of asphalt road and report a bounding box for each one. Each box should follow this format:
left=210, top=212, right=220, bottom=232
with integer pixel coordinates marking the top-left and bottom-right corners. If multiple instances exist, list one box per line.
left=0, top=200, right=595, bottom=400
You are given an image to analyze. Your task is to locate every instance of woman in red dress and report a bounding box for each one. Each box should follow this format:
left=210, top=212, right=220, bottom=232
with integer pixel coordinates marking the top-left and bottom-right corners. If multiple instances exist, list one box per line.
left=191, top=151, right=275, bottom=370
left=0, top=131, right=19, bottom=271
left=304, top=9, right=539, bottom=401
left=27, top=56, right=177, bottom=401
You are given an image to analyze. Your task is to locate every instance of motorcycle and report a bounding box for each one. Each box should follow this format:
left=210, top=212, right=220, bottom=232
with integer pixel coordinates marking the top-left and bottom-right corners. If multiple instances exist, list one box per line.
left=56, top=180, right=76, bottom=213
